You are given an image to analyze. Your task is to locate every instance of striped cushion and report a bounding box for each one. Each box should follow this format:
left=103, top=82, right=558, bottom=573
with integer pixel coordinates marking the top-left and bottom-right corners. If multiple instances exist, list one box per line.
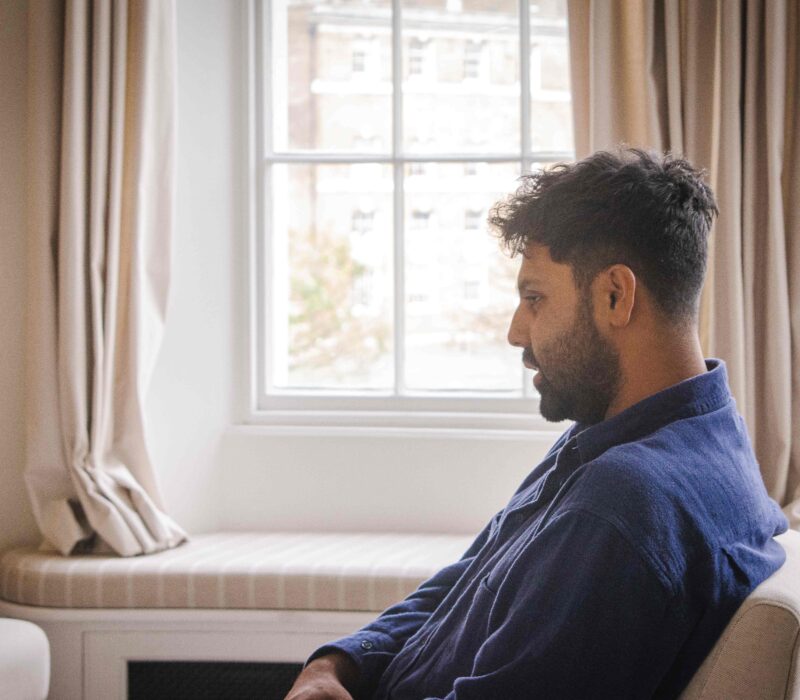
left=0, top=532, right=472, bottom=612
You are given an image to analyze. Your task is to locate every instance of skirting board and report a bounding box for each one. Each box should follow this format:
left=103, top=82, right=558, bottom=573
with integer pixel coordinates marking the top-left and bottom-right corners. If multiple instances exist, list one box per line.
left=0, top=599, right=373, bottom=700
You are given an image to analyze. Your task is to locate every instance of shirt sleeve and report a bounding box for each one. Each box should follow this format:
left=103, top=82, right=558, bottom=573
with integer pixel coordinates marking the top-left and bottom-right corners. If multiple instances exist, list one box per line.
left=306, top=511, right=501, bottom=698
left=427, top=508, right=685, bottom=700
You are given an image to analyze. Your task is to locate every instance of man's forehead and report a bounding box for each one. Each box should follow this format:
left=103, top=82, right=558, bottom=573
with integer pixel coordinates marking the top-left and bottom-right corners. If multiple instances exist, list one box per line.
left=517, top=245, right=554, bottom=279
left=520, top=242, right=553, bottom=264
left=516, top=244, right=575, bottom=288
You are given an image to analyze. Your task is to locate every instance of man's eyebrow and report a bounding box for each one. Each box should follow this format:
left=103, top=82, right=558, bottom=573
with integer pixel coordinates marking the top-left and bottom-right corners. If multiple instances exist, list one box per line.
left=517, top=277, right=545, bottom=292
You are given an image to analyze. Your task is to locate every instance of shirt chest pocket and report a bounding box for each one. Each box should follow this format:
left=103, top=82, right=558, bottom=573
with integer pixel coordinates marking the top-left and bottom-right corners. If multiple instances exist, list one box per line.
left=465, top=573, right=506, bottom=638
left=425, top=573, right=501, bottom=662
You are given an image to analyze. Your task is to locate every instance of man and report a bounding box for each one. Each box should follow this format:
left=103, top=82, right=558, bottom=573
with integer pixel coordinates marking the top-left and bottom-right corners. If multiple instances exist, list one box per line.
left=286, top=149, right=788, bottom=699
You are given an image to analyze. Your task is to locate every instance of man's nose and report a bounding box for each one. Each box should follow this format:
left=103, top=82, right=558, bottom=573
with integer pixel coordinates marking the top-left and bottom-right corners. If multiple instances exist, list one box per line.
left=507, top=306, right=525, bottom=348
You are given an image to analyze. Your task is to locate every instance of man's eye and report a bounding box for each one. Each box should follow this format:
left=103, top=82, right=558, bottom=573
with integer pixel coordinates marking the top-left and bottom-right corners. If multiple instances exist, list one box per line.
left=525, top=295, right=542, bottom=306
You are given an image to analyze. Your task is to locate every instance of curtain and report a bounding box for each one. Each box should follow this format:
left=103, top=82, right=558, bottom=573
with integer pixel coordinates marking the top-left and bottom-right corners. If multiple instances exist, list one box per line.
left=25, top=0, right=187, bottom=556
left=566, top=0, right=800, bottom=527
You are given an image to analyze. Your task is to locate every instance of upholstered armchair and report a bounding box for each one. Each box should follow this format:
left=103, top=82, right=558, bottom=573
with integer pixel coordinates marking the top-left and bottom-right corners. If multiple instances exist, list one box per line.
left=0, top=618, right=49, bottom=700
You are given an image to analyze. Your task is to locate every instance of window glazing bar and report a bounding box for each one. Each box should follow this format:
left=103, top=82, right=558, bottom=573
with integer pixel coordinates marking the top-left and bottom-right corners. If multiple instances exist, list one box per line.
left=391, top=0, right=406, bottom=395
left=263, top=152, right=572, bottom=164
left=520, top=0, right=532, bottom=179
left=260, top=0, right=273, bottom=400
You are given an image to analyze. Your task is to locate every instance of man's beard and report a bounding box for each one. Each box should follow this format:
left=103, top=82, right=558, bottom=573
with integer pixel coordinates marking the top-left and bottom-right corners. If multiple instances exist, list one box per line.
left=532, top=299, right=621, bottom=425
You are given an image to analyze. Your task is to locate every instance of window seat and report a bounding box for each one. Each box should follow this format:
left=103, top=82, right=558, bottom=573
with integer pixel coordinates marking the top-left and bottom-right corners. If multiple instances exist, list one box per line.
left=0, top=531, right=472, bottom=699
left=0, top=531, right=472, bottom=612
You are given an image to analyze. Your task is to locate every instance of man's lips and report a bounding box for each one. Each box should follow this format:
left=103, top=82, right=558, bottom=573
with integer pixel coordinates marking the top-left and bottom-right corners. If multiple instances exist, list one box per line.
left=522, top=350, right=544, bottom=389
left=522, top=349, right=539, bottom=372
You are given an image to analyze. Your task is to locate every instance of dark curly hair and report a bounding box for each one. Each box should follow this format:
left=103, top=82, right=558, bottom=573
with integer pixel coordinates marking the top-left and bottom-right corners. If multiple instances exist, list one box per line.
left=488, top=148, right=718, bottom=321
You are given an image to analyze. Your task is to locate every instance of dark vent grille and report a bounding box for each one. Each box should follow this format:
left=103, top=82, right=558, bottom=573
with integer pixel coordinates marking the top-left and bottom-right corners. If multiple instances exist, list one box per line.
left=128, top=660, right=303, bottom=699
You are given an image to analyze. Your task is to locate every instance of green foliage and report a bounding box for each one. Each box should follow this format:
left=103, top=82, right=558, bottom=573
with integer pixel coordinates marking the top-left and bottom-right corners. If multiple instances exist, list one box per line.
left=288, top=228, right=390, bottom=379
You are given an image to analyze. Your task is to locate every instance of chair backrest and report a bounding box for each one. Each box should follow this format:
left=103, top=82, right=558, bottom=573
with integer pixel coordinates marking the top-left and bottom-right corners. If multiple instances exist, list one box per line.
left=679, top=528, right=800, bottom=700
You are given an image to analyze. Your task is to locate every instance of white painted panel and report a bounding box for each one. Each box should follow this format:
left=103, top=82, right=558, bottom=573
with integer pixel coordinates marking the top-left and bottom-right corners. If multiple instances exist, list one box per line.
left=218, top=427, right=554, bottom=534
left=146, top=0, right=243, bottom=533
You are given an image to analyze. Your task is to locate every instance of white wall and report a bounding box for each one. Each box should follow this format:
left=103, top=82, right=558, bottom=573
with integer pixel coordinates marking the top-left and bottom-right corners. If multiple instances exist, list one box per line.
left=219, top=428, right=555, bottom=534
left=146, top=0, right=558, bottom=538
left=0, top=0, right=39, bottom=551
left=145, top=0, right=242, bottom=533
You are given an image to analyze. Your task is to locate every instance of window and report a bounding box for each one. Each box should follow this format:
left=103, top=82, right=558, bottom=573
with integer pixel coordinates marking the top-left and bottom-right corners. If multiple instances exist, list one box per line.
left=353, top=268, right=376, bottom=309
left=408, top=140, right=428, bottom=175
left=411, top=209, right=431, bottom=229
left=353, top=134, right=382, bottom=152
left=408, top=37, right=431, bottom=78
left=352, top=209, right=375, bottom=236
left=352, top=48, right=366, bottom=74
left=463, top=40, right=484, bottom=81
left=351, top=35, right=377, bottom=77
left=253, top=0, right=573, bottom=426
left=464, top=209, right=483, bottom=230
left=463, top=279, right=481, bottom=300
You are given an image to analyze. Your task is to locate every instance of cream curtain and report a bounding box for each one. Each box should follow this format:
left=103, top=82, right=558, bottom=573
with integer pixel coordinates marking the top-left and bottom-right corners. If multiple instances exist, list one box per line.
left=567, top=0, right=800, bottom=526
left=25, top=0, right=187, bottom=555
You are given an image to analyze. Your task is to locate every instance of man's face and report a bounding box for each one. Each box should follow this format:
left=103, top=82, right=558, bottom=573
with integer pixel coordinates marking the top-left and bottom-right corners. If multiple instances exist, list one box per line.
left=507, top=244, right=621, bottom=425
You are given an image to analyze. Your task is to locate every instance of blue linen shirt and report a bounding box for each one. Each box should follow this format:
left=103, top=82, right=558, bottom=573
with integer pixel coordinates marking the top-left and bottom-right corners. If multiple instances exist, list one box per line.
left=310, top=360, right=788, bottom=699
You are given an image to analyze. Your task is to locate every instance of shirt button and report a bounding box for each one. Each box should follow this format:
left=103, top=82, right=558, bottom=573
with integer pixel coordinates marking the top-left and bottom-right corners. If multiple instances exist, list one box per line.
left=360, top=640, right=374, bottom=650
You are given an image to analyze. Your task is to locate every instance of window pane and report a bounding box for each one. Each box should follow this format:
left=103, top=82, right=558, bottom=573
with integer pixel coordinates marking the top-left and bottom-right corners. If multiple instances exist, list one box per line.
left=404, top=162, right=522, bottom=391
left=529, top=0, right=573, bottom=152
left=275, top=0, right=392, bottom=153
left=271, top=163, right=394, bottom=389
left=402, top=0, right=520, bottom=155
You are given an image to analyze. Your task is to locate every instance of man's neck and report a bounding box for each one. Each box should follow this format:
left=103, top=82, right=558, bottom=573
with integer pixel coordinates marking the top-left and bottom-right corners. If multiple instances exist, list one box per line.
left=604, top=334, right=707, bottom=421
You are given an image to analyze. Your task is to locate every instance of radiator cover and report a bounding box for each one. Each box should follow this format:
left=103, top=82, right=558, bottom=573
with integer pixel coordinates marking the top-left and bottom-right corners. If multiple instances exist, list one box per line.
left=128, top=660, right=304, bottom=699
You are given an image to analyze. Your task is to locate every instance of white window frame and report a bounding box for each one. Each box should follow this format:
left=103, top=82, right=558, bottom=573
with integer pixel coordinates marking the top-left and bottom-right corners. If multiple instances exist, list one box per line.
left=243, top=0, right=573, bottom=433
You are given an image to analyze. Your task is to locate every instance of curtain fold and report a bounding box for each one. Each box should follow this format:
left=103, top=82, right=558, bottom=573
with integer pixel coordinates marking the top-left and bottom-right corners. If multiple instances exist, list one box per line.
left=25, top=0, right=187, bottom=556
left=567, top=0, right=800, bottom=527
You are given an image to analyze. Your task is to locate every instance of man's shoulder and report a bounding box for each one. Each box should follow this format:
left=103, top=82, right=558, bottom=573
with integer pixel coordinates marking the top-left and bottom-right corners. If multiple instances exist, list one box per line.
left=569, top=417, right=743, bottom=532
left=575, top=407, right=752, bottom=499
left=563, top=412, right=781, bottom=589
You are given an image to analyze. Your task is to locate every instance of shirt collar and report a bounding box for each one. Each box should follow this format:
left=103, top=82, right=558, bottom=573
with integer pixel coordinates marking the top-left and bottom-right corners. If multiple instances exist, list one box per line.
left=573, top=359, right=732, bottom=465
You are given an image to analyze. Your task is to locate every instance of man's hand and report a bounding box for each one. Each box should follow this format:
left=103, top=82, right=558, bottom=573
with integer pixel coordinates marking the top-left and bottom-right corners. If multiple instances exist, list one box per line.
left=285, top=652, right=359, bottom=700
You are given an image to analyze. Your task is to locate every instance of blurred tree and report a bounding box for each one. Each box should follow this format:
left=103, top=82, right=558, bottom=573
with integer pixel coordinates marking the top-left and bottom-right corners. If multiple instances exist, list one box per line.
left=288, top=228, right=391, bottom=381
left=446, top=239, right=518, bottom=349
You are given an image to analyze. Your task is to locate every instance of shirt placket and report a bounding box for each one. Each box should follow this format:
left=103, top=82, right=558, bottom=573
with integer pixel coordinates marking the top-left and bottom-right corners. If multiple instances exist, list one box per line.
left=500, top=439, right=582, bottom=536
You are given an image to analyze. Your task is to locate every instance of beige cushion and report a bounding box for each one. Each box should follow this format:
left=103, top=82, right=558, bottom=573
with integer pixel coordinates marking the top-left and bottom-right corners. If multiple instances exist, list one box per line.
left=0, top=532, right=471, bottom=612
left=680, top=529, right=800, bottom=700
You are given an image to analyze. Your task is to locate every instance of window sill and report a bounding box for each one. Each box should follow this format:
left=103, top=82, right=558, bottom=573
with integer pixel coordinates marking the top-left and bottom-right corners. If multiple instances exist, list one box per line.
left=239, top=409, right=568, bottom=440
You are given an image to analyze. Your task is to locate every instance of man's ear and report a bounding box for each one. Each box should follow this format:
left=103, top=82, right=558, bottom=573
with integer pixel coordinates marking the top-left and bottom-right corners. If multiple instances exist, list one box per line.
left=593, top=265, right=636, bottom=327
